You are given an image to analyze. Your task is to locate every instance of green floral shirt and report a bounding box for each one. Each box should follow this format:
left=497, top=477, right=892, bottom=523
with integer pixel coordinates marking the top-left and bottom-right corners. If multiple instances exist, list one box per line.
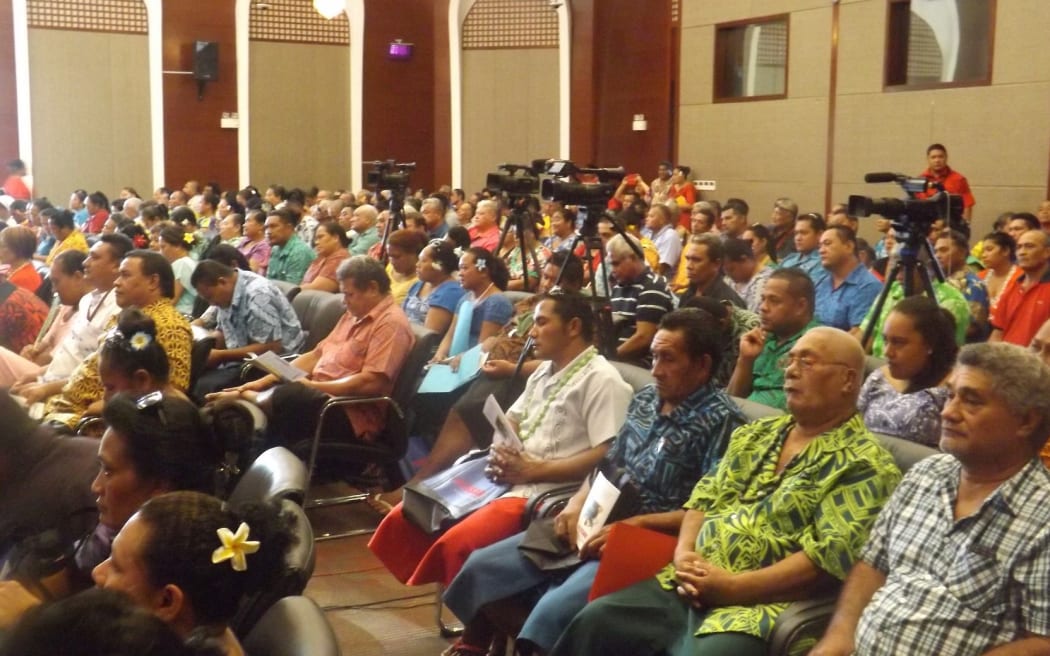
left=656, top=413, right=901, bottom=640
left=858, top=280, right=969, bottom=357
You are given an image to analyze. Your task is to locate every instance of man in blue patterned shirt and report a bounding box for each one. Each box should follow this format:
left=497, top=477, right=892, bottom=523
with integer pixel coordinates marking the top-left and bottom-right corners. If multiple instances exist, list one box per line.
left=813, top=342, right=1050, bottom=656
left=441, top=308, right=745, bottom=656
left=189, top=259, right=304, bottom=399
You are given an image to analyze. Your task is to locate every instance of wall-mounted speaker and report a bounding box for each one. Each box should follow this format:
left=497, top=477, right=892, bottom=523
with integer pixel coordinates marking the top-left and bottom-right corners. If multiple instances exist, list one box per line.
left=194, top=41, right=218, bottom=81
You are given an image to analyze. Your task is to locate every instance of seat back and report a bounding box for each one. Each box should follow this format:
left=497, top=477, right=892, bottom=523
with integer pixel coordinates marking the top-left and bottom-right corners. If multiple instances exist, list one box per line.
left=502, top=290, right=534, bottom=306
left=242, top=596, right=340, bottom=656
left=864, top=355, right=886, bottom=380
left=189, top=335, right=216, bottom=390
left=231, top=500, right=316, bottom=638
left=731, top=396, right=783, bottom=422
left=292, top=290, right=345, bottom=352
left=874, top=432, right=938, bottom=474
left=228, top=446, right=308, bottom=507
left=381, top=324, right=440, bottom=457
left=610, top=361, right=654, bottom=393
left=269, top=279, right=301, bottom=303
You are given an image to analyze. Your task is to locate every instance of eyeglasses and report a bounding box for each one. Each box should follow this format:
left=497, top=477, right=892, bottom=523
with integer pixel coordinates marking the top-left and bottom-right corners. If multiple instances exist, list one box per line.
left=780, top=354, right=852, bottom=372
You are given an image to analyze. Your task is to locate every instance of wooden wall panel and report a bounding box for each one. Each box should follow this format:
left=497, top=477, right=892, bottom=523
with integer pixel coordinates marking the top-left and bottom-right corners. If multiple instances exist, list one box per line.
left=361, top=0, right=439, bottom=191
left=0, top=2, right=19, bottom=161
left=162, top=0, right=238, bottom=191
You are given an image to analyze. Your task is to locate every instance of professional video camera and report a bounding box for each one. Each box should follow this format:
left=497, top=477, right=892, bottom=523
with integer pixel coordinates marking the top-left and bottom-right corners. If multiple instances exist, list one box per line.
left=485, top=161, right=544, bottom=198
left=365, top=159, right=415, bottom=192
left=540, top=160, right=625, bottom=207
left=848, top=171, right=966, bottom=239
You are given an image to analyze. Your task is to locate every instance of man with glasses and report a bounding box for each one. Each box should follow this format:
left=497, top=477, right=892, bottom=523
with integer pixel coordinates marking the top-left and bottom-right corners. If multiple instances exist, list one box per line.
left=552, top=327, right=901, bottom=656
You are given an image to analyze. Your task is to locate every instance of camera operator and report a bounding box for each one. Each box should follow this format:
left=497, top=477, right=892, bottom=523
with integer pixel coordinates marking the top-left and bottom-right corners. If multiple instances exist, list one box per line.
left=916, top=143, right=975, bottom=222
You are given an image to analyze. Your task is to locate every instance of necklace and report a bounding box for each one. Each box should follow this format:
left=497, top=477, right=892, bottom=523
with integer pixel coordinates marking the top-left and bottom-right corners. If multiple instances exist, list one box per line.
left=473, top=282, right=495, bottom=303
left=516, top=346, right=598, bottom=443
left=87, top=288, right=113, bottom=322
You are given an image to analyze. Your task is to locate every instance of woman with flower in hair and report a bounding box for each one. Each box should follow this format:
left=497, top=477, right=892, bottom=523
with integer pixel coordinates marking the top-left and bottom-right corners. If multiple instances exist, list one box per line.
left=93, top=491, right=296, bottom=656
left=96, top=308, right=186, bottom=406
left=157, top=224, right=200, bottom=316
left=430, top=246, right=513, bottom=364
left=402, top=239, right=467, bottom=338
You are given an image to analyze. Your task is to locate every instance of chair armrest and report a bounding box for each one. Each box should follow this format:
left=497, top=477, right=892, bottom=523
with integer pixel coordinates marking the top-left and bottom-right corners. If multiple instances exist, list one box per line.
left=239, top=353, right=303, bottom=381
left=317, top=394, right=403, bottom=423
left=522, top=483, right=580, bottom=528
left=766, top=594, right=839, bottom=656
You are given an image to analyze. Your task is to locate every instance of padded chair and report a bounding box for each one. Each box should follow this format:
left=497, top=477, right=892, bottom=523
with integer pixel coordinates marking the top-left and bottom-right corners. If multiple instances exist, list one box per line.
left=291, top=323, right=440, bottom=538
left=864, top=355, right=886, bottom=380
left=291, top=290, right=346, bottom=352
left=231, top=499, right=317, bottom=638
left=731, top=396, right=783, bottom=422
left=610, top=360, right=655, bottom=392
left=269, top=279, right=301, bottom=303
left=228, top=446, right=308, bottom=507
left=242, top=596, right=340, bottom=656
left=502, top=290, right=534, bottom=306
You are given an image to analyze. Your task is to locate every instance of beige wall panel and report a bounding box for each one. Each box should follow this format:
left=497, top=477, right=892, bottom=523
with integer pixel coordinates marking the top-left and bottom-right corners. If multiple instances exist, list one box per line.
left=461, top=49, right=558, bottom=194
left=249, top=42, right=350, bottom=190
left=678, top=98, right=827, bottom=212
left=787, top=6, right=831, bottom=99
left=679, top=25, right=714, bottom=107
left=28, top=30, right=151, bottom=201
left=993, top=0, right=1050, bottom=85
left=836, top=0, right=886, bottom=96
left=681, top=0, right=826, bottom=28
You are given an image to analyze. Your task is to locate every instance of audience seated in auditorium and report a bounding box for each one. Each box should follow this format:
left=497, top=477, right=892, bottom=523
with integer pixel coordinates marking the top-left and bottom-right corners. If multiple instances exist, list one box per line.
left=0, top=225, right=42, bottom=293
left=376, top=253, right=584, bottom=514
left=719, top=197, right=749, bottom=239
left=263, top=209, right=312, bottom=285
left=465, top=199, right=499, bottom=253
left=978, top=231, right=1019, bottom=315
left=206, top=256, right=414, bottom=449
left=990, top=229, right=1050, bottom=346
left=383, top=228, right=427, bottom=305
left=299, top=220, right=350, bottom=293
left=813, top=342, right=1050, bottom=656
left=43, top=208, right=89, bottom=267
left=778, top=212, right=825, bottom=283
left=0, top=251, right=89, bottom=387
left=402, top=239, right=466, bottom=337
left=500, top=216, right=548, bottom=293
left=550, top=327, right=901, bottom=656
left=606, top=233, right=676, bottom=367
left=83, top=191, right=109, bottom=234
left=236, top=209, right=270, bottom=276
left=677, top=233, right=745, bottom=307
left=189, top=261, right=304, bottom=399
left=815, top=226, right=882, bottom=336
left=442, top=308, right=746, bottom=656
left=670, top=204, right=718, bottom=293
left=345, top=204, right=378, bottom=257
left=94, top=491, right=295, bottom=656
left=859, top=264, right=969, bottom=357
left=369, top=292, right=632, bottom=589
left=858, top=296, right=957, bottom=447
left=0, top=391, right=222, bottom=628
left=1005, top=211, right=1039, bottom=244
left=430, top=247, right=513, bottom=364
left=1, top=588, right=197, bottom=656
left=935, top=229, right=989, bottom=341
left=11, top=235, right=127, bottom=405
left=217, top=212, right=243, bottom=247
left=723, top=236, right=773, bottom=314
left=0, top=273, right=48, bottom=354
left=157, top=224, right=200, bottom=316
left=766, top=197, right=798, bottom=260
left=728, top=268, right=818, bottom=410
left=421, top=196, right=449, bottom=239
left=643, top=203, right=681, bottom=279
left=826, top=203, right=858, bottom=232
left=42, top=250, right=191, bottom=428
left=680, top=295, right=759, bottom=389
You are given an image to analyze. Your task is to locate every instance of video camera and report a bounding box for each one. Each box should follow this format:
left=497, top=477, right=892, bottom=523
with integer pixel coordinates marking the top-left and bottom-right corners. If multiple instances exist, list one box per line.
left=848, top=171, right=966, bottom=238
left=540, top=160, right=625, bottom=207
left=366, top=159, right=416, bottom=192
left=485, top=161, right=545, bottom=198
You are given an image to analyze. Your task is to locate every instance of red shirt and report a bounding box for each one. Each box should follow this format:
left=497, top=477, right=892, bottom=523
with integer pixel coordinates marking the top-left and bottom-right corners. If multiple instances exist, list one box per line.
left=468, top=224, right=501, bottom=253
left=917, top=166, right=975, bottom=209
left=84, top=210, right=109, bottom=234
left=1, top=175, right=30, bottom=201
left=989, top=269, right=1050, bottom=346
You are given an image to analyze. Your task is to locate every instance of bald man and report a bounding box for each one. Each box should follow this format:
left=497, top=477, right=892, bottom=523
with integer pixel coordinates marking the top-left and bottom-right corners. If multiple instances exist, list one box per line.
left=552, top=327, right=901, bottom=656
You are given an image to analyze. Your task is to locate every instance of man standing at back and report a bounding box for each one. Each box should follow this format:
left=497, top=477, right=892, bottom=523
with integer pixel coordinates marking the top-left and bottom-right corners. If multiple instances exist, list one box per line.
left=917, top=143, right=975, bottom=223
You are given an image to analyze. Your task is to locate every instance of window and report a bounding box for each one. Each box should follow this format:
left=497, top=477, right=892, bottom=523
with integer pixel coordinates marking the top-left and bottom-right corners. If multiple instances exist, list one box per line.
left=885, top=0, right=995, bottom=89
left=714, top=15, right=789, bottom=102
